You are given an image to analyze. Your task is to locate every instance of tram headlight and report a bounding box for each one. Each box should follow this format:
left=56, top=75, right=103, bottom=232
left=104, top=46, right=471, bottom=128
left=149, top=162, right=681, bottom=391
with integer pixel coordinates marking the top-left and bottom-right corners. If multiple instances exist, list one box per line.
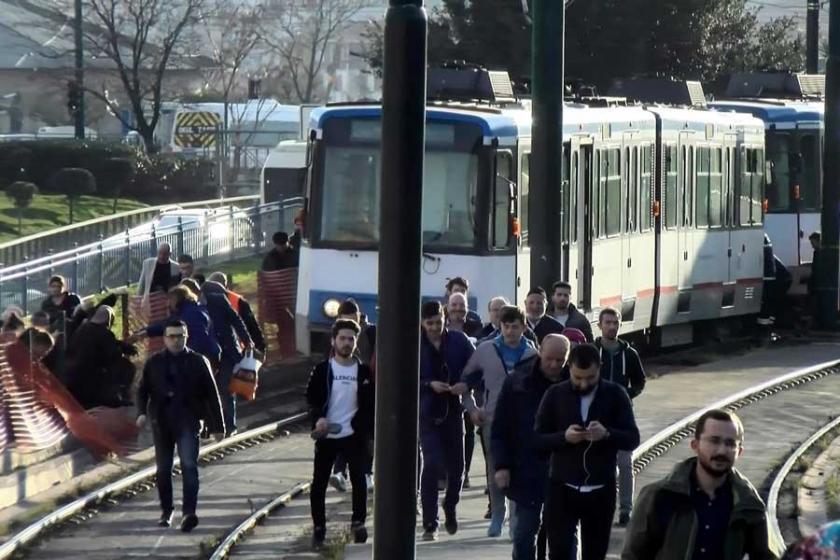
left=322, top=298, right=341, bottom=319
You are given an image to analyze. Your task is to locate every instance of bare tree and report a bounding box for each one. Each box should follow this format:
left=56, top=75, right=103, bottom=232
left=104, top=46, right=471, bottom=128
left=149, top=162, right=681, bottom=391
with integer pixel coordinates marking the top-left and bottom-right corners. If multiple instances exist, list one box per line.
left=78, top=0, right=206, bottom=152
left=260, top=0, right=373, bottom=103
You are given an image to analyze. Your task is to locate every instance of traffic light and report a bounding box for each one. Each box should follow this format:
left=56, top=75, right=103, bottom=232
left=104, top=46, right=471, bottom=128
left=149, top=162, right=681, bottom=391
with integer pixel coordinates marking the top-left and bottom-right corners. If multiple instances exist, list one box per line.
left=67, top=80, right=82, bottom=117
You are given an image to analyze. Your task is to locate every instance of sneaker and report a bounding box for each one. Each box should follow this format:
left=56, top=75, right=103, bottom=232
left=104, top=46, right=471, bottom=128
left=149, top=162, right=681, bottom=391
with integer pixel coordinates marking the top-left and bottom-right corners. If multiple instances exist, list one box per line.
left=329, top=472, right=348, bottom=492
left=312, top=525, right=326, bottom=549
left=444, top=509, right=458, bottom=535
left=158, top=510, right=174, bottom=527
left=487, top=518, right=503, bottom=538
left=351, top=521, right=368, bottom=544
left=180, top=513, right=199, bottom=533
left=422, top=525, right=439, bottom=541
left=618, top=511, right=631, bottom=527
left=366, top=473, right=374, bottom=493
left=462, top=475, right=470, bottom=489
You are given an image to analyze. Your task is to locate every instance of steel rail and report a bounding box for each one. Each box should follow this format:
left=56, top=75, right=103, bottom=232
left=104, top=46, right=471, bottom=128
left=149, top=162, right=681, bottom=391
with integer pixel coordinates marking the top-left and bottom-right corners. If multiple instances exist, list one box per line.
left=0, top=411, right=308, bottom=559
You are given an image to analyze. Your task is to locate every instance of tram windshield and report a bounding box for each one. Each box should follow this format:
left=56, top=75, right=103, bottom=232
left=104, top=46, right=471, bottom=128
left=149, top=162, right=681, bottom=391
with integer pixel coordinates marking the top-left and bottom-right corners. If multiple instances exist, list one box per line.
left=315, top=117, right=483, bottom=250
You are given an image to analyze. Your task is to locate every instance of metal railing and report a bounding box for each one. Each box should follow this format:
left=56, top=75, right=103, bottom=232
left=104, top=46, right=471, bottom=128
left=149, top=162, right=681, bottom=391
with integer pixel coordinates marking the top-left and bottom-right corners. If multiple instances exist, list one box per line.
left=0, top=195, right=260, bottom=269
left=0, top=197, right=302, bottom=316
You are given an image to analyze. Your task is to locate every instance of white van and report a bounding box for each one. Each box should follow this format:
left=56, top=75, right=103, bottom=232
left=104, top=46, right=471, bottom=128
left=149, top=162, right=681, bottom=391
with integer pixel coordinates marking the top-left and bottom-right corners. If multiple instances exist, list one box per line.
left=260, top=140, right=307, bottom=204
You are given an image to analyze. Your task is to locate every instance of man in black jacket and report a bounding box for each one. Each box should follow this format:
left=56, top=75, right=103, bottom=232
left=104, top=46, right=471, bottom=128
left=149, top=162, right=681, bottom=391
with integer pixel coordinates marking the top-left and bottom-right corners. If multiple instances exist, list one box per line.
left=534, top=343, right=640, bottom=560
left=550, top=281, right=594, bottom=342
left=594, top=307, right=646, bottom=526
left=306, top=319, right=374, bottom=549
left=492, top=334, right=571, bottom=560
left=525, top=287, right=565, bottom=344
left=136, top=319, right=225, bottom=533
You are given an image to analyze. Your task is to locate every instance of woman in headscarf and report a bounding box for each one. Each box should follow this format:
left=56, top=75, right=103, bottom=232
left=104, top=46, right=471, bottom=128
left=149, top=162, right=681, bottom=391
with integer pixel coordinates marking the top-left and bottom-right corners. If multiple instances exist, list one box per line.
left=783, top=521, right=840, bottom=559
left=65, top=306, right=137, bottom=408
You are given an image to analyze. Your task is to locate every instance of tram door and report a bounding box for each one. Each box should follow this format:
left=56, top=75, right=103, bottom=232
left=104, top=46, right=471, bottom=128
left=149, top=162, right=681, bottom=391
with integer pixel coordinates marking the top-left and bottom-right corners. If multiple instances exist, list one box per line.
left=578, top=142, right=594, bottom=312
left=516, top=144, right=532, bottom=306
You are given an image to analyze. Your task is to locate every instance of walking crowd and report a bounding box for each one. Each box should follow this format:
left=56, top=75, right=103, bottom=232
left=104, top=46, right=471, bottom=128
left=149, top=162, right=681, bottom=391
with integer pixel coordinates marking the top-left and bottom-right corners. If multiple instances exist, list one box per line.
left=307, top=274, right=791, bottom=560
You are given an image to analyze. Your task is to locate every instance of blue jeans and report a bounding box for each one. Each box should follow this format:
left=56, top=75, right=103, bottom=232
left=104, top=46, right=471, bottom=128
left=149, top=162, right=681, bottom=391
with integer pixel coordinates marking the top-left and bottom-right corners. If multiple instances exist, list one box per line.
left=153, top=421, right=200, bottom=515
left=419, top=414, right=464, bottom=530
left=217, top=356, right=237, bottom=433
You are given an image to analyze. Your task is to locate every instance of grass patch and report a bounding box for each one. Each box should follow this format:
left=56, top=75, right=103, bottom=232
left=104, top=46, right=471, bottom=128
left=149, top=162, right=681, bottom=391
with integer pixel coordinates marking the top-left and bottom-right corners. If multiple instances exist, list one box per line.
left=826, top=471, right=840, bottom=518
left=0, top=194, right=146, bottom=242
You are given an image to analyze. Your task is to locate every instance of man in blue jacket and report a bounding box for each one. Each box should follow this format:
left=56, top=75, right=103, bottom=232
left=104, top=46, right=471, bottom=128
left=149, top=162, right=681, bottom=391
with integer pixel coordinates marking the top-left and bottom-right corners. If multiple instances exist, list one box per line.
left=419, top=300, right=475, bottom=541
left=492, top=334, right=571, bottom=560
left=200, top=281, right=253, bottom=435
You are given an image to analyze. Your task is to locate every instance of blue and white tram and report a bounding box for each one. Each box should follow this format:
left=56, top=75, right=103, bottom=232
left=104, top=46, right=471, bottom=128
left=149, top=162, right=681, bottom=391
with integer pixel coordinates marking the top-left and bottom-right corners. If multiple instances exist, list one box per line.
left=294, top=93, right=767, bottom=353
left=709, top=100, right=823, bottom=292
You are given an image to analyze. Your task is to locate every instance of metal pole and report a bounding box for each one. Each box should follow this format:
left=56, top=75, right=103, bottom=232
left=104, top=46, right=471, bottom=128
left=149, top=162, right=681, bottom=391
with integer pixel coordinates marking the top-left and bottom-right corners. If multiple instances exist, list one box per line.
left=73, top=0, right=85, bottom=140
left=530, top=0, right=565, bottom=289
left=819, top=0, right=840, bottom=328
left=808, top=0, right=821, bottom=74
left=374, top=1, right=427, bottom=558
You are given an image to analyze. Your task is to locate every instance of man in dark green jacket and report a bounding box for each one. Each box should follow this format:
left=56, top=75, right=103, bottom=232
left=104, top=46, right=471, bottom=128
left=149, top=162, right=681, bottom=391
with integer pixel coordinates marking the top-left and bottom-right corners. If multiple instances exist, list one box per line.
left=622, top=409, right=783, bottom=560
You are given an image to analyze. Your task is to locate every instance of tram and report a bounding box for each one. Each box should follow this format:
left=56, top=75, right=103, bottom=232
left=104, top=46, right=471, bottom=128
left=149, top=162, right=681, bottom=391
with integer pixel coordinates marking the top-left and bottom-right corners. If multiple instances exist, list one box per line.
left=293, top=67, right=767, bottom=353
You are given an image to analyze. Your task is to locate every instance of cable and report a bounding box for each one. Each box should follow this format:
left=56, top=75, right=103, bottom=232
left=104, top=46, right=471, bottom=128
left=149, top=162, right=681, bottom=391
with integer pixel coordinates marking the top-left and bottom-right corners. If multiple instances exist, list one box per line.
left=582, top=439, right=594, bottom=486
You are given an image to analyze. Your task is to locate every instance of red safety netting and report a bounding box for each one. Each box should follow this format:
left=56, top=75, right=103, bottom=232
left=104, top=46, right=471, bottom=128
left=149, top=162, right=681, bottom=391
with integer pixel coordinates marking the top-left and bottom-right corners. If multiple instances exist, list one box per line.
left=258, top=269, right=298, bottom=357
left=0, top=337, right=137, bottom=458
left=129, top=292, right=171, bottom=355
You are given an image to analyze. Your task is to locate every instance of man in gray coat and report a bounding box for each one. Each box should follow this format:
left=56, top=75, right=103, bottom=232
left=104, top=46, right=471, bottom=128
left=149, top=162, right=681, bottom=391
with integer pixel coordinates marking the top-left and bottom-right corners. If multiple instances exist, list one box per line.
left=452, top=305, right=537, bottom=538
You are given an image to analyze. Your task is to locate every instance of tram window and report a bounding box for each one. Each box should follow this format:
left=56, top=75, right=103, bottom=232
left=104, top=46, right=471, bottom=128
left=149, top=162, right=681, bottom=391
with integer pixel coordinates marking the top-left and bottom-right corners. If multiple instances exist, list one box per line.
left=492, top=151, right=513, bottom=250
left=595, top=150, right=603, bottom=238
left=640, top=145, right=651, bottom=232
left=665, top=145, right=678, bottom=229
left=562, top=145, right=571, bottom=243
left=606, top=149, right=621, bottom=236
left=626, top=147, right=637, bottom=233
left=766, top=131, right=792, bottom=212
left=751, top=149, right=764, bottom=225
left=800, top=133, right=820, bottom=211
left=695, top=147, right=710, bottom=228
left=320, top=150, right=381, bottom=243
left=520, top=153, right=530, bottom=245
left=709, top=148, right=723, bottom=227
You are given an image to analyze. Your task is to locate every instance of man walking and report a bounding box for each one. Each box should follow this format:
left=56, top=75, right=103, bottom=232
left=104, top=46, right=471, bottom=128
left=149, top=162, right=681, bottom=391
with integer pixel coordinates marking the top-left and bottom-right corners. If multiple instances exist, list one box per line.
left=525, top=287, right=565, bottom=344
left=623, top=409, right=784, bottom=560
left=453, top=305, right=538, bottom=537
left=138, top=243, right=181, bottom=301
left=594, top=307, right=646, bottom=525
left=534, top=343, right=639, bottom=560
left=306, top=319, right=374, bottom=548
left=445, top=276, right=483, bottom=326
left=447, top=292, right=483, bottom=339
left=492, top=334, right=570, bottom=560
left=418, top=300, right=475, bottom=540
left=136, top=319, right=225, bottom=532
left=550, top=281, right=593, bottom=341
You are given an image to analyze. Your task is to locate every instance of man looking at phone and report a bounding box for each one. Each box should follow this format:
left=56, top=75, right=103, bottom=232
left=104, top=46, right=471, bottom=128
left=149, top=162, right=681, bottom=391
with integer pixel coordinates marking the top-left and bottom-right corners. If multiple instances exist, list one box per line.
left=306, top=319, right=375, bottom=549
left=534, top=343, right=640, bottom=560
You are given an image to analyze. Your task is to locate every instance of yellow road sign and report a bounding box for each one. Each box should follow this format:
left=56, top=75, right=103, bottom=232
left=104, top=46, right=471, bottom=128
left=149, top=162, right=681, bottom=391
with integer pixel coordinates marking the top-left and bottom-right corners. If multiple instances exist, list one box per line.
left=174, top=111, right=222, bottom=148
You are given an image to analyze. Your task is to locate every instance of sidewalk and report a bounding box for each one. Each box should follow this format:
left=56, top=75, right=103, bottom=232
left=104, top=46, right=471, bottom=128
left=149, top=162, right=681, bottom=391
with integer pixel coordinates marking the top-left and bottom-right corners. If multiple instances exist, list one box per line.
left=344, top=341, right=840, bottom=559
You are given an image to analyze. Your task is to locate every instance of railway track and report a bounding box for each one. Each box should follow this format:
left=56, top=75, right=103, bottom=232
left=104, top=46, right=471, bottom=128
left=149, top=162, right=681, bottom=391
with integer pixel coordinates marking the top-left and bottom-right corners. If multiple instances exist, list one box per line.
left=5, top=357, right=840, bottom=559
left=205, top=359, right=840, bottom=559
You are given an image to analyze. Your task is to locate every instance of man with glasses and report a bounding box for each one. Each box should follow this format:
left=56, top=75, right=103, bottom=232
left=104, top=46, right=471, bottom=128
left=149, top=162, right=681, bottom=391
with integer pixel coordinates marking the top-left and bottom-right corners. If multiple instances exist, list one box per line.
left=136, top=319, right=225, bottom=532
left=623, top=409, right=784, bottom=560
left=419, top=300, right=475, bottom=541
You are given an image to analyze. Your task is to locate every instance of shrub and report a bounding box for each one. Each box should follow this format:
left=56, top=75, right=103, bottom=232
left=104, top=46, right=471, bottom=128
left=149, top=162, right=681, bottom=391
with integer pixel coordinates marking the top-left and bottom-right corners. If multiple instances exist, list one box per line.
left=50, top=168, right=96, bottom=224
left=5, top=181, right=38, bottom=234
left=99, top=158, right=136, bottom=213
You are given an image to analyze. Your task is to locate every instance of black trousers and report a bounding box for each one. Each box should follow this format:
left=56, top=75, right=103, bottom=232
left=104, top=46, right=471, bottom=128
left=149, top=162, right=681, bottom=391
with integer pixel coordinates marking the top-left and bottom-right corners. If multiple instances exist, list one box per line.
left=310, top=434, right=367, bottom=527
left=544, top=482, right=615, bottom=560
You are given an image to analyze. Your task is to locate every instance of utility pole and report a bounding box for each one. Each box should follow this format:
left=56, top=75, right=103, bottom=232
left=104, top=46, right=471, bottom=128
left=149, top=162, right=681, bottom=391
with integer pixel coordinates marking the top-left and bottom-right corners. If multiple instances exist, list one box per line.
left=530, top=0, right=565, bottom=289
left=73, top=0, right=85, bottom=140
left=819, top=0, right=840, bottom=328
left=808, top=0, right=821, bottom=73
left=373, top=1, right=426, bottom=559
